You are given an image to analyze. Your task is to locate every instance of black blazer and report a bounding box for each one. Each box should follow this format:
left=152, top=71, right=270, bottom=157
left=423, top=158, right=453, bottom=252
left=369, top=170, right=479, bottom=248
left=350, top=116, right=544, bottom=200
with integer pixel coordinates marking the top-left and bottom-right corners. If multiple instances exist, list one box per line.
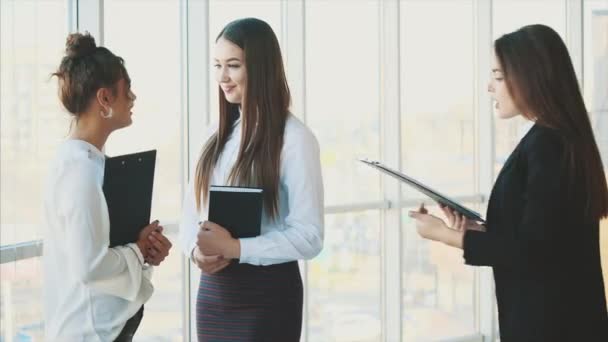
left=464, top=124, right=608, bottom=342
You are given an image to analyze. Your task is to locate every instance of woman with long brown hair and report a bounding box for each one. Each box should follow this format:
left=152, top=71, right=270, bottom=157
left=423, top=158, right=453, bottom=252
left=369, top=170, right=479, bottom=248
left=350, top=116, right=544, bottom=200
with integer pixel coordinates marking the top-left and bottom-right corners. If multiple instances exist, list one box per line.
left=179, top=18, right=324, bottom=341
left=409, top=24, right=608, bottom=341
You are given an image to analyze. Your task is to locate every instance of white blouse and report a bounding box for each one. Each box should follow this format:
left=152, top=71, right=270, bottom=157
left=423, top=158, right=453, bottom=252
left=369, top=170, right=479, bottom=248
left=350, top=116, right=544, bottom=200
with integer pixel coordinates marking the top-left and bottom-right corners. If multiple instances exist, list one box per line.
left=42, top=139, right=153, bottom=342
left=179, top=114, right=325, bottom=266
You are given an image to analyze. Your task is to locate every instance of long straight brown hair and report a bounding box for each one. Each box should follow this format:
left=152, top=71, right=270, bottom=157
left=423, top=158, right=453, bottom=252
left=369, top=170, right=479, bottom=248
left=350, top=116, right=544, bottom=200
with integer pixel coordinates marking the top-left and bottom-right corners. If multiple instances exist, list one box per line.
left=194, top=18, right=291, bottom=219
left=495, top=24, right=608, bottom=221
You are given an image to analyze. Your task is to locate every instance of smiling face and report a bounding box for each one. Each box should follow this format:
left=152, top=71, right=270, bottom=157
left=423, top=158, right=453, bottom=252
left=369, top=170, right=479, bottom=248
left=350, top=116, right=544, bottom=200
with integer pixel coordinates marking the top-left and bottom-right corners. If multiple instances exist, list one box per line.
left=488, top=54, right=521, bottom=119
left=214, top=37, right=247, bottom=104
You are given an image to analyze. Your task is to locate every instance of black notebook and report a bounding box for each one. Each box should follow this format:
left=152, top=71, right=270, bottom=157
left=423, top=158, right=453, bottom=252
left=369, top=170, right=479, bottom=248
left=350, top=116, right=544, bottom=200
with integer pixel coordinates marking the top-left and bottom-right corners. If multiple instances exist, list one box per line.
left=360, top=158, right=485, bottom=223
left=208, top=185, right=263, bottom=238
left=103, top=150, right=156, bottom=247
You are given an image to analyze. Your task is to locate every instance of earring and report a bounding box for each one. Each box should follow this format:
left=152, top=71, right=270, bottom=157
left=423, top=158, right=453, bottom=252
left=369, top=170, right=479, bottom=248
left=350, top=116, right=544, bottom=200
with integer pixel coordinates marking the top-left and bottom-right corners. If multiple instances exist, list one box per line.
left=100, top=107, right=113, bottom=119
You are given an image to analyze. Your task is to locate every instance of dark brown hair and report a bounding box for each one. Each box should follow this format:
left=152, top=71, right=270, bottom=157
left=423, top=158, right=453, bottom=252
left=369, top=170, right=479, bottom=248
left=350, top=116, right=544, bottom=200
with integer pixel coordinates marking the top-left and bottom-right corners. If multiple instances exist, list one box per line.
left=195, top=18, right=291, bottom=218
left=495, top=24, right=608, bottom=220
left=52, top=32, right=130, bottom=116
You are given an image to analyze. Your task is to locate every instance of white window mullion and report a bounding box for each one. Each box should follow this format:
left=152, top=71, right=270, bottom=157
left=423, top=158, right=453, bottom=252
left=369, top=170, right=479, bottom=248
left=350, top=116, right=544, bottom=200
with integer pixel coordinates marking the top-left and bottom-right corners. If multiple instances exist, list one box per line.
left=379, top=0, right=402, bottom=341
left=280, top=1, right=308, bottom=340
left=184, top=0, right=210, bottom=341
left=474, top=1, right=496, bottom=341
left=281, top=0, right=306, bottom=121
left=67, top=0, right=78, bottom=32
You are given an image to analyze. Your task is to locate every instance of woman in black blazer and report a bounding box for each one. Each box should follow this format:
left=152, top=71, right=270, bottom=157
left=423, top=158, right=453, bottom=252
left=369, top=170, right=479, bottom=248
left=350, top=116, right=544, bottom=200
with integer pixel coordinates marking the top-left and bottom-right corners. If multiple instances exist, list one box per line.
left=409, top=24, right=608, bottom=341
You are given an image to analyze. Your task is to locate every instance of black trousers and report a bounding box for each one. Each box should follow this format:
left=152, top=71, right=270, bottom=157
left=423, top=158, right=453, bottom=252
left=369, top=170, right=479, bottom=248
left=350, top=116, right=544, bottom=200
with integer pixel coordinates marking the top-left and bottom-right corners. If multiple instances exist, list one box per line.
left=114, top=306, right=144, bottom=342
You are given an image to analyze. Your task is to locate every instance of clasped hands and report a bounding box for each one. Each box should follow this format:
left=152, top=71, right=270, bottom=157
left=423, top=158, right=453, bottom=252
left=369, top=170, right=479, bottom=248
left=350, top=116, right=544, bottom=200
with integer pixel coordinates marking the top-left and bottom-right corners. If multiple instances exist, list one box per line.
left=135, top=220, right=173, bottom=266
left=408, top=203, right=486, bottom=248
left=193, top=221, right=241, bottom=274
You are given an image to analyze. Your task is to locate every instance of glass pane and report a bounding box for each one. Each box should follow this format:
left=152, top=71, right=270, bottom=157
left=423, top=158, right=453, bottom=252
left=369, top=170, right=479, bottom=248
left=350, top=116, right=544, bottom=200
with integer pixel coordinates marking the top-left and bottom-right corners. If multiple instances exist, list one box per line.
left=208, top=0, right=282, bottom=127
left=0, top=257, right=44, bottom=341
left=400, top=0, right=476, bottom=197
left=0, top=0, right=69, bottom=245
left=492, top=0, right=566, bottom=178
left=104, top=1, right=182, bottom=340
left=104, top=0, right=182, bottom=221
left=400, top=2, right=477, bottom=337
left=402, top=201, right=476, bottom=342
left=583, top=0, right=608, bottom=306
left=307, top=211, right=381, bottom=341
left=305, top=0, right=381, bottom=206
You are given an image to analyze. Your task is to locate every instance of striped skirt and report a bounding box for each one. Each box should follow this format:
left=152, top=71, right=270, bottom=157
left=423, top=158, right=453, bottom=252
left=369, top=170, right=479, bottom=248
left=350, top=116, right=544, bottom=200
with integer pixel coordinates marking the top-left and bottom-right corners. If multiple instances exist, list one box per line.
left=196, top=261, right=303, bottom=342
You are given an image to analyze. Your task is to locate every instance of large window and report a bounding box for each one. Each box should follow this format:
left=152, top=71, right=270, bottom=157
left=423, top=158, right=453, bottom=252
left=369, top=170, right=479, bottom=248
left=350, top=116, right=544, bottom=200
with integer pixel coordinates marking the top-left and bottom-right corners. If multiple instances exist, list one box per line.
left=104, top=1, right=183, bottom=340
left=305, top=1, right=381, bottom=207
left=1, top=1, right=605, bottom=341
left=305, top=1, right=382, bottom=340
left=400, top=1, right=476, bottom=340
left=308, top=211, right=381, bottom=341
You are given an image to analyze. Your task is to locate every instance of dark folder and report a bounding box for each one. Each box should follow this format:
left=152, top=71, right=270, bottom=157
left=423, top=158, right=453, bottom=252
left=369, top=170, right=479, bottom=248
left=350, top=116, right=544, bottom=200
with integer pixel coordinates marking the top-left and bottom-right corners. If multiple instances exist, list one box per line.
left=208, top=185, right=263, bottom=238
left=360, top=158, right=486, bottom=223
left=103, top=150, right=156, bottom=247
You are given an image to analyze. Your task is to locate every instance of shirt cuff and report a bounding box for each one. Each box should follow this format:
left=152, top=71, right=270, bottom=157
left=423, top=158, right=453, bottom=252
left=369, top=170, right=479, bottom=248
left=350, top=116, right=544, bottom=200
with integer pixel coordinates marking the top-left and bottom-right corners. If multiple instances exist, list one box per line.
left=462, top=230, right=485, bottom=266
left=238, top=237, right=259, bottom=265
left=126, top=243, right=145, bottom=267
left=189, top=240, right=198, bottom=262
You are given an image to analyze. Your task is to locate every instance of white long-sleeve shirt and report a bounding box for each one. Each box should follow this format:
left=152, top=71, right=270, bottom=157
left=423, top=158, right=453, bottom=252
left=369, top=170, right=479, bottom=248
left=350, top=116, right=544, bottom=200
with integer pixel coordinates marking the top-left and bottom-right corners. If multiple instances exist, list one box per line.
left=179, top=114, right=324, bottom=266
left=42, top=139, right=153, bottom=342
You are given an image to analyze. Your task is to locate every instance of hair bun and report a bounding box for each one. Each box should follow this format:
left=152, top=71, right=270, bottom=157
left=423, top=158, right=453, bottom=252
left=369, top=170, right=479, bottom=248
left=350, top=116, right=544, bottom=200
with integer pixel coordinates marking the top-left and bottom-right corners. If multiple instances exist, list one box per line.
left=65, top=32, right=97, bottom=58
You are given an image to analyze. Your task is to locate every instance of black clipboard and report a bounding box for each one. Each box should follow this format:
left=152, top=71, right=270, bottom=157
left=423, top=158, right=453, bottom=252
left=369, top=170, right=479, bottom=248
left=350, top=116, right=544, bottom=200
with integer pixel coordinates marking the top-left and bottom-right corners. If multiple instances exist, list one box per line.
left=360, top=158, right=485, bottom=223
left=103, top=150, right=156, bottom=247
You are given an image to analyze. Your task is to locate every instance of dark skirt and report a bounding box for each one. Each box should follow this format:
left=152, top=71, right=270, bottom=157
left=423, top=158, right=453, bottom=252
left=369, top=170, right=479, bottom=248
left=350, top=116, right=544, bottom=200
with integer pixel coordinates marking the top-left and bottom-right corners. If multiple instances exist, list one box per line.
left=114, top=305, right=144, bottom=342
left=196, top=261, right=303, bottom=342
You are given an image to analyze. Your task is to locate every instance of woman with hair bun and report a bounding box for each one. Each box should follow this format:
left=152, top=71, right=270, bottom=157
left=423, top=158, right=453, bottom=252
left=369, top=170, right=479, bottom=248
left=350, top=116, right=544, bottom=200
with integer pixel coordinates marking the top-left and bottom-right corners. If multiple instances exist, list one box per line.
left=43, top=32, right=172, bottom=341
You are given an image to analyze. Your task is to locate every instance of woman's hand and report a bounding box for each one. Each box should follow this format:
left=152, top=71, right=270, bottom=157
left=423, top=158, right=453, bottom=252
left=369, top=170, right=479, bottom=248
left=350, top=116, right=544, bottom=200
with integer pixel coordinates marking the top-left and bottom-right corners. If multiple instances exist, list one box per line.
left=408, top=203, right=464, bottom=249
left=408, top=204, right=449, bottom=241
left=440, top=205, right=486, bottom=232
left=144, top=226, right=172, bottom=266
left=136, top=220, right=160, bottom=257
left=192, top=247, right=231, bottom=274
left=196, top=221, right=241, bottom=259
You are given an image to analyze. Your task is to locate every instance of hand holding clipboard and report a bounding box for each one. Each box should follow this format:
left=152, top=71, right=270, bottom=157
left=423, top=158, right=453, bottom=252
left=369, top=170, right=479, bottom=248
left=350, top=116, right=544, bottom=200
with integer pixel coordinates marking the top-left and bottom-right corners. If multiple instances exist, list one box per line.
left=359, top=158, right=485, bottom=223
